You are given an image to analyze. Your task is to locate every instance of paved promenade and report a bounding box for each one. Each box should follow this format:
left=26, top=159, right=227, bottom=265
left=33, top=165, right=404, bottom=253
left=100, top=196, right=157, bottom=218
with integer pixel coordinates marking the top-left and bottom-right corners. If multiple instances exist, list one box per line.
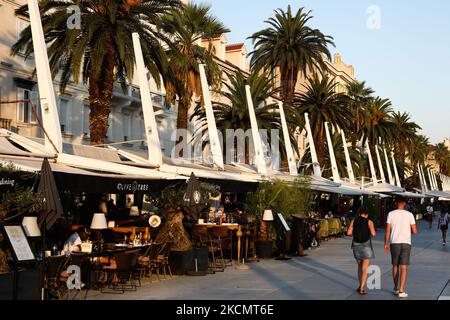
left=88, top=220, right=450, bottom=300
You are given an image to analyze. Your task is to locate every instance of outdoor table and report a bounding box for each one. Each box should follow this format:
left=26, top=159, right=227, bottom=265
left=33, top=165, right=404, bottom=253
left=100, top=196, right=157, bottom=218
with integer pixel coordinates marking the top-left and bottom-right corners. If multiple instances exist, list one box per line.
left=195, top=223, right=239, bottom=230
left=194, top=223, right=240, bottom=264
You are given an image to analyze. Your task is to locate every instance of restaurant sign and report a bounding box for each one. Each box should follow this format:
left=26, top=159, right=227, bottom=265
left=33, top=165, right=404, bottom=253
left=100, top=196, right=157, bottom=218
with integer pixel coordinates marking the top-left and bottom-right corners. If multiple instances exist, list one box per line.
left=0, top=178, right=15, bottom=188
left=116, top=181, right=150, bottom=193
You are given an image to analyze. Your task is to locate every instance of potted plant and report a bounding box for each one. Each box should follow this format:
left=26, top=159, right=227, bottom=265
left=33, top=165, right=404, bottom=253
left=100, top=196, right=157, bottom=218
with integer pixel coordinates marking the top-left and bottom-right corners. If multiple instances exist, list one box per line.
left=247, top=179, right=311, bottom=258
left=246, top=181, right=283, bottom=258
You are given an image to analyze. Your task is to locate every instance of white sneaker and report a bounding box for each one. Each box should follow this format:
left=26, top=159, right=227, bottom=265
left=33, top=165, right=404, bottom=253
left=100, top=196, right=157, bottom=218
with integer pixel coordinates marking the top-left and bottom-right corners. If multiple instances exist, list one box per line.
left=393, top=289, right=399, bottom=295
left=398, top=292, right=408, bottom=298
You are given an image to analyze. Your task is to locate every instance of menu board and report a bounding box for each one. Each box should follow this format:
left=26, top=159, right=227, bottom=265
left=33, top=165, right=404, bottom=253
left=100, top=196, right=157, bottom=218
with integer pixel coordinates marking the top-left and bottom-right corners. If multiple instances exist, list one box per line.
left=3, top=226, right=35, bottom=262
left=277, top=213, right=291, bottom=232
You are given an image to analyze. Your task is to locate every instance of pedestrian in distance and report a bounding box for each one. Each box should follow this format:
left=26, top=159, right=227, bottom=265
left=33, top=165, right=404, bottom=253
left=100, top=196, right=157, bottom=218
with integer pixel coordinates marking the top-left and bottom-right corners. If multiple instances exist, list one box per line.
left=438, top=205, right=449, bottom=246
left=347, top=206, right=376, bottom=295
left=425, top=203, right=434, bottom=229
left=384, top=198, right=418, bottom=298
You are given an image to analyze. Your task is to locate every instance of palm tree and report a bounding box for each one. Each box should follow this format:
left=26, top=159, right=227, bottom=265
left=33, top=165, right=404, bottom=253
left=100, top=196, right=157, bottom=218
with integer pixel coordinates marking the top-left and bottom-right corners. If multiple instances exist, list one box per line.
left=391, top=111, right=421, bottom=163
left=362, top=97, right=394, bottom=153
left=301, top=131, right=365, bottom=179
left=191, top=70, right=287, bottom=164
left=294, top=74, right=349, bottom=170
left=435, top=143, right=450, bottom=175
left=346, top=81, right=374, bottom=148
left=248, top=5, right=334, bottom=108
left=409, top=134, right=430, bottom=169
left=12, top=0, right=180, bottom=145
left=161, top=3, right=229, bottom=141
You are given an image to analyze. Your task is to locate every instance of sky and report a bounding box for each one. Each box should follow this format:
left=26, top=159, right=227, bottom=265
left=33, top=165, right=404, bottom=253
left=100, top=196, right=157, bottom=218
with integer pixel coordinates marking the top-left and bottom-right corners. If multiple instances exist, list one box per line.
left=204, top=0, right=450, bottom=144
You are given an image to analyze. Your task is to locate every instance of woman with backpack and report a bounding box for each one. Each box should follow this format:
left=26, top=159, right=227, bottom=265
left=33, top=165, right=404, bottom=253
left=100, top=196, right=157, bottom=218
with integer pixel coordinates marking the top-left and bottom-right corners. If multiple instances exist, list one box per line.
left=347, top=206, right=377, bottom=295
left=438, top=205, right=449, bottom=246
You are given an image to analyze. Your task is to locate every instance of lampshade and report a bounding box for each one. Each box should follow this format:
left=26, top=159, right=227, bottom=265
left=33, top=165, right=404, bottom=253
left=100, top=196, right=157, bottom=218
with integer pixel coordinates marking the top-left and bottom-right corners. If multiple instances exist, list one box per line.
left=22, top=216, right=41, bottom=237
left=129, top=206, right=140, bottom=217
left=263, top=209, right=274, bottom=221
left=90, top=213, right=108, bottom=230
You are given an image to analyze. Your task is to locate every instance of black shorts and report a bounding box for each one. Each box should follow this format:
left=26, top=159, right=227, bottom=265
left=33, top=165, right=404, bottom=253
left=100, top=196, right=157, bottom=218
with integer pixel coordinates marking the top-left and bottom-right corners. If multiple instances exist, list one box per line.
left=390, top=244, right=412, bottom=266
left=425, top=214, right=433, bottom=222
left=441, top=225, right=449, bottom=231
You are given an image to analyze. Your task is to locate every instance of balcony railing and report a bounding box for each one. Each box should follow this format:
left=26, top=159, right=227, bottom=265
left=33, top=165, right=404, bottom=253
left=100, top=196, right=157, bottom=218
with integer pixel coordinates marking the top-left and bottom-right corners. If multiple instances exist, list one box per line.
left=0, top=118, right=11, bottom=130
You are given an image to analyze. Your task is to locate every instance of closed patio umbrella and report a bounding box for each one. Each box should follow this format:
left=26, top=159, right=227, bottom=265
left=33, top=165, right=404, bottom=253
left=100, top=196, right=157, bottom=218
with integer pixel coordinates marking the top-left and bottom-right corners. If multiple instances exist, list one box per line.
left=183, top=172, right=206, bottom=221
left=37, top=158, right=63, bottom=230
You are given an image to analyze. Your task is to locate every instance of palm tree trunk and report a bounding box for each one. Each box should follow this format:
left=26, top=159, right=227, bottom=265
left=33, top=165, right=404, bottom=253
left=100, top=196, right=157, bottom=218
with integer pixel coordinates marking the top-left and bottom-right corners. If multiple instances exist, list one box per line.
left=88, top=48, right=115, bottom=146
left=280, top=67, right=298, bottom=108
left=176, top=96, right=190, bottom=157
left=314, top=131, right=325, bottom=175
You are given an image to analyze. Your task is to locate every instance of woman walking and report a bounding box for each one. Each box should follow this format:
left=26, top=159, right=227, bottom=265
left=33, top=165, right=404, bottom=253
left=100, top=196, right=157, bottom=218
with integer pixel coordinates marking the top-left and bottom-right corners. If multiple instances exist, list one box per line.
left=438, top=206, right=449, bottom=245
left=347, top=207, right=377, bottom=295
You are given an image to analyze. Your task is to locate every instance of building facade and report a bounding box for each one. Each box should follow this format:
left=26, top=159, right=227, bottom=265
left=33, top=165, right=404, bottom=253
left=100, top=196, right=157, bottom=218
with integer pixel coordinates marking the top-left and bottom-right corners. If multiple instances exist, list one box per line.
left=0, top=0, right=356, bottom=167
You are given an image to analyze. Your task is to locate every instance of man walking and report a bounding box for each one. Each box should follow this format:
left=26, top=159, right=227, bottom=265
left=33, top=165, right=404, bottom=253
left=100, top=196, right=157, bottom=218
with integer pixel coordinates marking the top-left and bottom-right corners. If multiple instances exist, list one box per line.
left=384, top=198, right=418, bottom=298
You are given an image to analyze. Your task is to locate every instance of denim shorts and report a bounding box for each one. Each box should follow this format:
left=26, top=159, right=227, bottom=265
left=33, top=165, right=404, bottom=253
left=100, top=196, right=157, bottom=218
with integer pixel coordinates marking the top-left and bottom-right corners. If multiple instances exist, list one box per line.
left=352, top=240, right=374, bottom=260
left=390, top=244, right=412, bottom=266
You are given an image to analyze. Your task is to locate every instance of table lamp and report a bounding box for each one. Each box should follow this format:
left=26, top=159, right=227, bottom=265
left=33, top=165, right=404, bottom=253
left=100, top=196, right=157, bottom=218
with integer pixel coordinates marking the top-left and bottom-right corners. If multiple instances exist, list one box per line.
left=90, top=213, right=107, bottom=251
left=22, top=216, right=41, bottom=237
left=263, top=209, right=274, bottom=241
left=129, top=206, right=140, bottom=217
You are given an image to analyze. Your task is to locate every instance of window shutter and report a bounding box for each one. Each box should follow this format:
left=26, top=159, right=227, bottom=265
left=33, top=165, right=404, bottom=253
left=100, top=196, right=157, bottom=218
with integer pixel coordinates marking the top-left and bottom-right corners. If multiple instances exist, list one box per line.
left=30, top=90, right=40, bottom=123
left=17, top=88, right=25, bottom=122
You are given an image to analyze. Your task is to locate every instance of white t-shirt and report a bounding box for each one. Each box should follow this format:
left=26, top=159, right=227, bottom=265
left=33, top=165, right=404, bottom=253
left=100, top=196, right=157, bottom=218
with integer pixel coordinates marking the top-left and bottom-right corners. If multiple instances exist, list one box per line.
left=62, top=232, right=82, bottom=255
left=386, top=210, right=416, bottom=245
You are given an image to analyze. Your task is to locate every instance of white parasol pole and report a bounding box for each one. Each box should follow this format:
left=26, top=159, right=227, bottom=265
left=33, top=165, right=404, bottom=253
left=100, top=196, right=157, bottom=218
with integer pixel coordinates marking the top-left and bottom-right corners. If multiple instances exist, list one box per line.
left=198, top=64, right=224, bottom=170
left=132, top=33, right=162, bottom=167
left=27, top=0, right=62, bottom=153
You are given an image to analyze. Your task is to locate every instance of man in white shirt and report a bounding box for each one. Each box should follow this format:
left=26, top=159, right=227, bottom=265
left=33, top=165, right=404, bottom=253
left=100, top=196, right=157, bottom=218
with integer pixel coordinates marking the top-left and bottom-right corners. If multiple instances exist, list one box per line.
left=62, top=226, right=82, bottom=256
left=384, top=198, right=417, bottom=298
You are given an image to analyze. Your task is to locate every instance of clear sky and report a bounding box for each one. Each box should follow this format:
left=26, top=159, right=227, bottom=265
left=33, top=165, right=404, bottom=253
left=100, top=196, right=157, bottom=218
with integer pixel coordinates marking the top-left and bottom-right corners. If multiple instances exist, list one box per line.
left=204, top=0, right=450, bottom=144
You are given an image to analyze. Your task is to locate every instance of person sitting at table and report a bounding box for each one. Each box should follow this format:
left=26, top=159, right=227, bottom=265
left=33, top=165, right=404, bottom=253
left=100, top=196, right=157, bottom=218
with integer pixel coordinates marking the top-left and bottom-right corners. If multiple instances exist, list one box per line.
left=61, top=225, right=82, bottom=256
left=215, top=206, right=226, bottom=223
left=233, top=207, right=247, bottom=225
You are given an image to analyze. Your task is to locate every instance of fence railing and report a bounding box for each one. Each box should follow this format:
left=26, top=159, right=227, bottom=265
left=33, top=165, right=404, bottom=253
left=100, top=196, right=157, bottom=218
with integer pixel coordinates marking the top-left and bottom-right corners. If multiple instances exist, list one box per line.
left=0, top=118, right=11, bottom=130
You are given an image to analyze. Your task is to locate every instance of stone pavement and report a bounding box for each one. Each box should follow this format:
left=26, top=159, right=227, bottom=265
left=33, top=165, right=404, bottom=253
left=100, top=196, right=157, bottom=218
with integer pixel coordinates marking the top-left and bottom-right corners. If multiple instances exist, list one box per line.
left=87, top=220, right=450, bottom=300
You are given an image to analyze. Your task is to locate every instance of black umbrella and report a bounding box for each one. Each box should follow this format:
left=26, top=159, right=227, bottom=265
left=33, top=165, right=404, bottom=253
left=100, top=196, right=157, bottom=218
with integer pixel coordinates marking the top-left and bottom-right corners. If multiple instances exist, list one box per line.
left=37, top=158, right=63, bottom=230
left=183, top=172, right=206, bottom=220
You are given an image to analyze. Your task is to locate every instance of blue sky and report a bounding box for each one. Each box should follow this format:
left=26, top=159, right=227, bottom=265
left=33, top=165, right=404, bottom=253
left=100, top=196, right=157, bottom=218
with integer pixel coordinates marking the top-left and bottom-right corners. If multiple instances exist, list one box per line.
left=204, top=0, right=450, bottom=144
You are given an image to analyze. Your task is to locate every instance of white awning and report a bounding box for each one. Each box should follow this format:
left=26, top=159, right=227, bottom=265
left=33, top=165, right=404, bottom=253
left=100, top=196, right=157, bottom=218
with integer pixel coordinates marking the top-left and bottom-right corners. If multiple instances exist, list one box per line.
left=311, top=185, right=363, bottom=196
left=366, top=183, right=404, bottom=193
left=0, top=136, right=53, bottom=158
left=392, top=191, right=426, bottom=199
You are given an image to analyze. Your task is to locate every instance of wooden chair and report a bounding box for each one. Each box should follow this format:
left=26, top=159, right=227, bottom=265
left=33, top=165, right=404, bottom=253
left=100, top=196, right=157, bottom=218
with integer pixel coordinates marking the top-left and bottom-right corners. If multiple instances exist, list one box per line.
left=101, top=251, right=135, bottom=294
left=138, top=242, right=165, bottom=282
left=45, top=255, right=70, bottom=300
left=209, top=227, right=233, bottom=267
left=155, top=241, right=174, bottom=280
left=127, top=249, right=142, bottom=288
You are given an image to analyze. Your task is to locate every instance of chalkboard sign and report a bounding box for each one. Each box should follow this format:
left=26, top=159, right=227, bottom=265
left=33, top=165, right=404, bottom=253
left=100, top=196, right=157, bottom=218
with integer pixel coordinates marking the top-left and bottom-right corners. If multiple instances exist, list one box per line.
left=2, top=225, right=35, bottom=263
left=277, top=213, right=291, bottom=232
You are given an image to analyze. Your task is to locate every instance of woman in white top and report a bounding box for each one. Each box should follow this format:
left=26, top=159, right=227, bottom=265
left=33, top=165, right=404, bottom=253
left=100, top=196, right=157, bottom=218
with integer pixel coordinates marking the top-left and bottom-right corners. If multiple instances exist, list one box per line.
left=438, top=205, right=449, bottom=245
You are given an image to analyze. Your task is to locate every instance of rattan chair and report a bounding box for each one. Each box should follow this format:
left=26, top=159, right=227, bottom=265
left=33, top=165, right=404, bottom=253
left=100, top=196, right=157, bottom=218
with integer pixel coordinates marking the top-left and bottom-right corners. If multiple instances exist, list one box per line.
left=101, top=251, right=136, bottom=294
